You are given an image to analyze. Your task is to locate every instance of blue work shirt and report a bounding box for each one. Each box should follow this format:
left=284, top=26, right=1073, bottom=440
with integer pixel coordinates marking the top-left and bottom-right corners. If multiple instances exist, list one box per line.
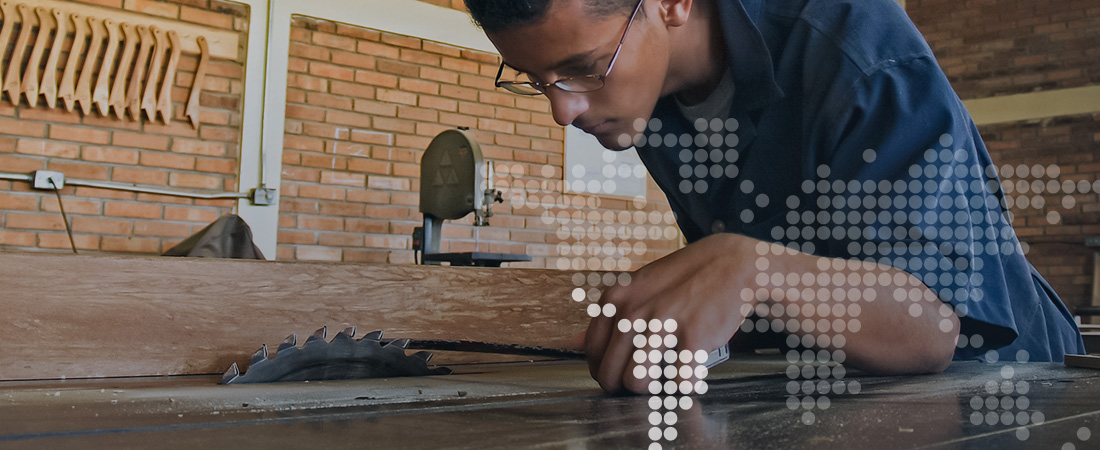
left=635, top=0, right=1085, bottom=362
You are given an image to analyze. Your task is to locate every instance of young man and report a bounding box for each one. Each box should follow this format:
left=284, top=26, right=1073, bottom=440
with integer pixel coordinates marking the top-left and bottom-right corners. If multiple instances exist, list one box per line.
left=464, top=0, right=1085, bottom=394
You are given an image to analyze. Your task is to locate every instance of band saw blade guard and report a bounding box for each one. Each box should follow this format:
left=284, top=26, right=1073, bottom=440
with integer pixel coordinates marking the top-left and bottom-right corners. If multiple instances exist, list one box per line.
left=417, top=129, right=531, bottom=267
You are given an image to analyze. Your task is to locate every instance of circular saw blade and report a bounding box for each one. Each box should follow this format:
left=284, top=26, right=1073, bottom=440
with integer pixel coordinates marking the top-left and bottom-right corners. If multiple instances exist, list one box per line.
left=221, top=327, right=452, bottom=385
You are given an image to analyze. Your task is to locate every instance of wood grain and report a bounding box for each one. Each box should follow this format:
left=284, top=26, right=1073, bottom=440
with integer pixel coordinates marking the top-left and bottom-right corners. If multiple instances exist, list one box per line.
left=108, top=22, right=136, bottom=119
left=126, top=24, right=151, bottom=120
left=185, top=35, right=208, bottom=129
left=58, top=12, right=85, bottom=112
left=141, top=26, right=165, bottom=121
left=92, top=18, right=118, bottom=116
left=20, top=6, right=50, bottom=107
left=0, top=253, right=588, bottom=381
left=74, top=16, right=103, bottom=116
left=156, top=29, right=180, bottom=124
left=3, top=4, right=32, bottom=105
left=40, top=8, right=65, bottom=108
left=0, top=2, right=14, bottom=101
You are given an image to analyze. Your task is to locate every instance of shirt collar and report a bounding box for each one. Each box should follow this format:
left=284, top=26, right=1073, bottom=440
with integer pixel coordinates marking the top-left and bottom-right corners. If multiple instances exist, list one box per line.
left=716, top=0, right=785, bottom=111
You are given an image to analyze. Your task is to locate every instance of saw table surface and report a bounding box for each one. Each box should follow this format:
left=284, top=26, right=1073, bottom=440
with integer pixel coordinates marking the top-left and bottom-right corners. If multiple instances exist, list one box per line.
left=1, top=356, right=1098, bottom=449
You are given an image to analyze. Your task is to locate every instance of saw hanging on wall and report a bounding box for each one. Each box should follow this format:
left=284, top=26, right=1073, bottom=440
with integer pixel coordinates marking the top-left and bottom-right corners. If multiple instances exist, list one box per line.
left=0, top=0, right=230, bottom=129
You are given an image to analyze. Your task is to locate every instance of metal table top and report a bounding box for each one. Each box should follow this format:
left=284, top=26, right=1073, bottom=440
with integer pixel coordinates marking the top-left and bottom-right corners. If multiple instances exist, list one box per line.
left=1, top=356, right=1097, bottom=449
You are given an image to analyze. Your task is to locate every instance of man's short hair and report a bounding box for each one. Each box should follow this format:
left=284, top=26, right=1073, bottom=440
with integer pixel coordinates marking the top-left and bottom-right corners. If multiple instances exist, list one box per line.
left=465, top=0, right=638, bottom=33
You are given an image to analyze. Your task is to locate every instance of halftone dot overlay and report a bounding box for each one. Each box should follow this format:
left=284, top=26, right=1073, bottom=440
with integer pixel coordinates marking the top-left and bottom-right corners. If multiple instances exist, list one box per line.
left=552, top=122, right=1090, bottom=444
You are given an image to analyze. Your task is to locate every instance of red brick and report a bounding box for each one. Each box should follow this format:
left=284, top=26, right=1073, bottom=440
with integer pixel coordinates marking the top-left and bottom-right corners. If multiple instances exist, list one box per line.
left=101, top=236, right=161, bottom=253
left=46, top=161, right=110, bottom=180
left=325, top=110, right=371, bottom=128
left=349, top=130, right=393, bottom=146
left=38, top=233, right=99, bottom=251
left=357, top=41, right=400, bottom=60
left=299, top=184, right=346, bottom=200
left=105, top=201, right=164, bottom=219
left=381, top=33, right=420, bottom=50
left=16, top=140, right=79, bottom=158
left=419, top=67, right=460, bottom=84
left=330, top=81, right=376, bottom=99
left=71, top=216, right=132, bottom=235
left=333, top=143, right=374, bottom=158
left=352, top=99, right=398, bottom=116
left=422, top=41, right=463, bottom=57
left=113, top=167, right=169, bottom=185
left=140, top=151, right=196, bottom=170
left=196, top=158, right=237, bottom=174
left=133, top=221, right=192, bottom=237
left=301, top=154, right=347, bottom=170
left=306, top=92, right=354, bottom=110
left=312, top=32, right=357, bottom=51
left=372, top=116, right=416, bottom=134
left=309, top=62, right=356, bottom=81
left=49, top=125, right=110, bottom=145
left=331, top=51, right=377, bottom=70
left=347, top=190, right=390, bottom=204
left=0, top=117, right=47, bottom=137
left=41, top=197, right=101, bottom=215
left=0, top=154, right=45, bottom=172
left=400, top=49, right=441, bottom=66
left=113, top=132, right=170, bottom=150
left=169, top=172, right=223, bottom=190
left=132, top=0, right=179, bottom=18
left=320, top=170, right=366, bottom=187
left=377, top=60, right=419, bottom=78
left=171, top=139, right=227, bottom=157
left=319, top=232, right=364, bottom=247
left=82, top=147, right=139, bottom=164
left=418, top=95, right=458, bottom=112
left=0, top=192, right=38, bottom=210
left=348, top=158, right=390, bottom=174
left=299, top=215, right=344, bottom=231
left=367, top=176, right=411, bottom=191
left=164, top=206, right=218, bottom=222
left=354, top=70, right=399, bottom=88
left=0, top=230, right=35, bottom=246
left=295, top=246, right=342, bottom=261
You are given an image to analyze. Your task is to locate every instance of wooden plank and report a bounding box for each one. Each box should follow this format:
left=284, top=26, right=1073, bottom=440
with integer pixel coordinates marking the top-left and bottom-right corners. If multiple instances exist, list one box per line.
left=0, top=253, right=588, bottom=381
left=8, top=0, right=239, bottom=59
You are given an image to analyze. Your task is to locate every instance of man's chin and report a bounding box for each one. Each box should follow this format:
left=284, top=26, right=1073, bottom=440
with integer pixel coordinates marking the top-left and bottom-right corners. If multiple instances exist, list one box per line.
left=591, top=130, right=636, bottom=151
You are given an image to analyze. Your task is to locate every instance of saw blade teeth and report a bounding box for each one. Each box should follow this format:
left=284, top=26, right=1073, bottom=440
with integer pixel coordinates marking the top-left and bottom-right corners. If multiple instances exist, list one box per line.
left=340, top=326, right=356, bottom=338
left=278, top=334, right=298, bottom=352
left=306, top=326, right=328, bottom=343
left=385, top=338, right=411, bottom=349
left=362, top=330, right=383, bottom=341
left=412, top=351, right=433, bottom=363
left=221, top=362, right=240, bottom=384
left=251, top=344, right=269, bottom=365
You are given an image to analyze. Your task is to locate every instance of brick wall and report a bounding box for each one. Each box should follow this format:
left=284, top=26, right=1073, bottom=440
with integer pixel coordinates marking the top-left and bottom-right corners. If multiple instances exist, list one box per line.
left=0, top=0, right=248, bottom=254
left=278, top=16, right=679, bottom=270
left=909, top=0, right=1100, bottom=309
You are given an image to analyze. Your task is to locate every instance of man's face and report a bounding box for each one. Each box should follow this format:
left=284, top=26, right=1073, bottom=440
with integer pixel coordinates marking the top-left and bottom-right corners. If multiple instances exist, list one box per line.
left=486, top=0, right=672, bottom=150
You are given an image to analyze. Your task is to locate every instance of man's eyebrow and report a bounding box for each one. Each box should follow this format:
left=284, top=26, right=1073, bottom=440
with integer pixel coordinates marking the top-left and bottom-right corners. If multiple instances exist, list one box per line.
left=505, top=49, right=598, bottom=74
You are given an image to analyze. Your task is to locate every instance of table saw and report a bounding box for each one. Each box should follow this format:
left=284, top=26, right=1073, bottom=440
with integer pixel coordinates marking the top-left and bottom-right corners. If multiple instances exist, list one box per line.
left=1, top=253, right=1098, bottom=448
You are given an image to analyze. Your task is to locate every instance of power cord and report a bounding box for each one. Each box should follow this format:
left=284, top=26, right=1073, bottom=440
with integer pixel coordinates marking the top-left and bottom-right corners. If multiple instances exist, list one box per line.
left=48, top=178, right=78, bottom=254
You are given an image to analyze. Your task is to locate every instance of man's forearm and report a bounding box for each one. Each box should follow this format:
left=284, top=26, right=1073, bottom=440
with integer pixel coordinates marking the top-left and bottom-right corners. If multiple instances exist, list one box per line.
left=741, top=240, right=959, bottom=375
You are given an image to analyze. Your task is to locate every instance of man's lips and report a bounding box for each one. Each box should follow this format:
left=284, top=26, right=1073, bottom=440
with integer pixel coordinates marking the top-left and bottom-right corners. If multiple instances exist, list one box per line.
left=579, top=120, right=613, bottom=135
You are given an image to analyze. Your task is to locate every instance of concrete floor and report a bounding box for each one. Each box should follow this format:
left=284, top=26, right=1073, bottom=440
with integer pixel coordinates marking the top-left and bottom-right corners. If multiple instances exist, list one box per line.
left=1, top=356, right=1098, bottom=449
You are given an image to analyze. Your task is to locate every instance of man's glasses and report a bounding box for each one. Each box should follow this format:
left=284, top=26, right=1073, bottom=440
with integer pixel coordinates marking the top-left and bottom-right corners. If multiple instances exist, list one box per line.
left=494, top=0, right=645, bottom=96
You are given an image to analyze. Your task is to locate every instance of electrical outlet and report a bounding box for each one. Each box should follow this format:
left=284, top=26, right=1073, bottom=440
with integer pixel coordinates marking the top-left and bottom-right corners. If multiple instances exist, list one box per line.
left=33, top=171, right=65, bottom=190
left=249, top=187, right=277, bottom=205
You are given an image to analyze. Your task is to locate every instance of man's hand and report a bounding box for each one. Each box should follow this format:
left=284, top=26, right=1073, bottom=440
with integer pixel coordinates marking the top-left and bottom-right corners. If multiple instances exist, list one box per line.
left=585, top=233, right=755, bottom=394
left=584, top=233, right=960, bottom=395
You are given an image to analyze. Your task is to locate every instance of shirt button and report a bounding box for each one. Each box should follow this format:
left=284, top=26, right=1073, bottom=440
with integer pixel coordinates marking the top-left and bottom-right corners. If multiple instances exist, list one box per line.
left=711, top=220, right=726, bottom=234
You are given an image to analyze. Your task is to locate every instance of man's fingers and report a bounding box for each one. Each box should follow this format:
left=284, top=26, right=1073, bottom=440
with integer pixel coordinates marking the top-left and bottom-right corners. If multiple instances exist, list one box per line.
left=585, top=314, right=613, bottom=379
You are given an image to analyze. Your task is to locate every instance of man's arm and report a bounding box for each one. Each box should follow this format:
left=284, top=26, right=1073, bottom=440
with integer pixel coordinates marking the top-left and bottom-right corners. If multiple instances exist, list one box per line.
left=585, top=232, right=959, bottom=394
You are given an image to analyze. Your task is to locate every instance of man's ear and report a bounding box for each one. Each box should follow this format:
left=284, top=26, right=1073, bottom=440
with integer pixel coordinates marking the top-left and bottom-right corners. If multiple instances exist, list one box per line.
left=657, top=0, right=694, bottom=27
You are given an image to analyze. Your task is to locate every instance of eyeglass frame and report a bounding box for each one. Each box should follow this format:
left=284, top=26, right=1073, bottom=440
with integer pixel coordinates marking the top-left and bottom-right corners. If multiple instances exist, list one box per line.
left=494, top=0, right=646, bottom=96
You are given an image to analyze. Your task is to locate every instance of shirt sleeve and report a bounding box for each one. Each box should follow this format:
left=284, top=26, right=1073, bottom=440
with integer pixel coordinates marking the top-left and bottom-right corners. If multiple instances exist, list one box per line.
left=803, top=54, right=1034, bottom=359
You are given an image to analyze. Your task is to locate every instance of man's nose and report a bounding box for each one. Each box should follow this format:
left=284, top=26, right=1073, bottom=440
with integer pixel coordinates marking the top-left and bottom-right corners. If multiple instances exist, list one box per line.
left=545, top=89, right=589, bottom=127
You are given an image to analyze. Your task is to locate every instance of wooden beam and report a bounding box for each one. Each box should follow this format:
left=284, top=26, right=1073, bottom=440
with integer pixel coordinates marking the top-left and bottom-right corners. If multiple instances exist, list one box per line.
left=0, top=253, right=588, bottom=381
